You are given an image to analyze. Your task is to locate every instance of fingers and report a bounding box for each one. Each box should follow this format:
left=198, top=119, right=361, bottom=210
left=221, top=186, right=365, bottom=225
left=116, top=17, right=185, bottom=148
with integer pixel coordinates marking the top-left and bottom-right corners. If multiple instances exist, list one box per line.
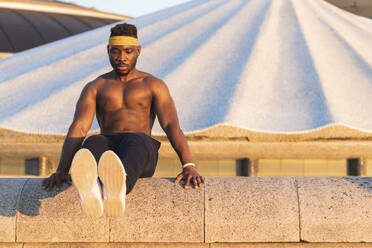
left=193, top=175, right=206, bottom=188
left=174, top=171, right=206, bottom=189
left=55, top=175, right=62, bottom=191
left=193, top=177, right=199, bottom=189
left=174, top=173, right=184, bottom=184
left=185, top=175, right=192, bottom=189
left=42, top=176, right=52, bottom=191
left=45, top=174, right=56, bottom=192
left=196, top=176, right=202, bottom=188
left=42, top=178, right=49, bottom=189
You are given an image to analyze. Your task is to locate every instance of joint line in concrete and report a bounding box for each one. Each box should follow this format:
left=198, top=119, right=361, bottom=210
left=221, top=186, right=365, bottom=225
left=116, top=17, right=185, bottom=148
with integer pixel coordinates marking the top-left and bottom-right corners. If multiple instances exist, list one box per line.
left=203, top=180, right=206, bottom=243
left=15, top=178, right=30, bottom=243
left=109, top=216, right=112, bottom=242
left=294, top=177, right=301, bottom=241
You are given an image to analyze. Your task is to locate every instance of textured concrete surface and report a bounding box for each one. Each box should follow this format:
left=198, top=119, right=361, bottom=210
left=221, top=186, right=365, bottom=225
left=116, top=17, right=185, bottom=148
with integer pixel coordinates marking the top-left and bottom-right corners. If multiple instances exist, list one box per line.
left=4, top=243, right=372, bottom=248
left=0, top=178, right=27, bottom=242
left=205, top=177, right=299, bottom=242
left=16, top=178, right=109, bottom=242
left=4, top=177, right=372, bottom=244
left=0, top=243, right=22, bottom=248
left=298, top=177, right=372, bottom=242
left=23, top=243, right=208, bottom=248
left=211, top=243, right=372, bottom=247
left=110, top=178, right=204, bottom=242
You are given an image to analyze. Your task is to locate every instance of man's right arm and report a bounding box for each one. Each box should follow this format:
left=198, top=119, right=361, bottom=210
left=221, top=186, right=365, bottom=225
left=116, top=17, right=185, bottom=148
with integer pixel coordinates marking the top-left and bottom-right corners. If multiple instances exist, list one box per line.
left=42, top=81, right=97, bottom=191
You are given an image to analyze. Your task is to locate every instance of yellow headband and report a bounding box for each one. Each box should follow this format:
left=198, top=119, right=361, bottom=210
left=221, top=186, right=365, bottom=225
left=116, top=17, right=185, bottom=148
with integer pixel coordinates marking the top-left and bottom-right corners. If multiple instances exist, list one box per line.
left=108, top=36, right=139, bottom=46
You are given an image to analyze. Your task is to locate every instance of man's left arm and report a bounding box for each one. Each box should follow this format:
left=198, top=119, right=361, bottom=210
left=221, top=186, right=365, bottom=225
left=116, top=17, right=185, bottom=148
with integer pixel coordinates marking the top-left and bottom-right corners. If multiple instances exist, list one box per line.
left=152, top=79, right=205, bottom=189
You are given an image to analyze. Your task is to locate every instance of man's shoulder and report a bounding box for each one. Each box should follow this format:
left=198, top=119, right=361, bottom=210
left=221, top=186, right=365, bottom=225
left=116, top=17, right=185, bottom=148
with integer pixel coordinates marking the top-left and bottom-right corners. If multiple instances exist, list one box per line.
left=96, top=71, right=113, bottom=83
left=139, top=73, right=165, bottom=87
left=79, top=74, right=108, bottom=96
left=140, top=74, right=170, bottom=98
left=88, top=72, right=113, bottom=87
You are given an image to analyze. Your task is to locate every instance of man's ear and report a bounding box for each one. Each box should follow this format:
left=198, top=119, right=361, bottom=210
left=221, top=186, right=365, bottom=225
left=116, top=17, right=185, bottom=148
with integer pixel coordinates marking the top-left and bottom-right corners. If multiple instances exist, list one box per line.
left=137, top=45, right=141, bottom=56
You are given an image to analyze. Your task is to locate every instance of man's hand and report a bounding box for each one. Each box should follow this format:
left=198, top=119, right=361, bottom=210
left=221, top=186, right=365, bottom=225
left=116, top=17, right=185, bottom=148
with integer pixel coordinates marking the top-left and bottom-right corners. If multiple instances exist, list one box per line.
left=174, top=166, right=205, bottom=189
left=42, top=172, right=72, bottom=192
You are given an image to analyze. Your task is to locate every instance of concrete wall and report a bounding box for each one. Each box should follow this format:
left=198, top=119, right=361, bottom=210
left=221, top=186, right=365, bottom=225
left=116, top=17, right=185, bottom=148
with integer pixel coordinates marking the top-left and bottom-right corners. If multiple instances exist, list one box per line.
left=325, top=0, right=372, bottom=18
left=1, top=177, right=372, bottom=247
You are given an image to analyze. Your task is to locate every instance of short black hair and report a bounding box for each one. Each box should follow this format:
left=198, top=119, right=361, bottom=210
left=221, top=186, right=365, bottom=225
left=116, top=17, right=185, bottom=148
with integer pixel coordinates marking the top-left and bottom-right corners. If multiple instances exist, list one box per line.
left=110, top=23, right=138, bottom=38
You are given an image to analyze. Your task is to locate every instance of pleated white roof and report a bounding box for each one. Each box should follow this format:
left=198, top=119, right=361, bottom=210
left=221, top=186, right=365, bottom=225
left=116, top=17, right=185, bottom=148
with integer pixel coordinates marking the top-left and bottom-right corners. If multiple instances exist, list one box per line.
left=0, top=0, right=371, bottom=135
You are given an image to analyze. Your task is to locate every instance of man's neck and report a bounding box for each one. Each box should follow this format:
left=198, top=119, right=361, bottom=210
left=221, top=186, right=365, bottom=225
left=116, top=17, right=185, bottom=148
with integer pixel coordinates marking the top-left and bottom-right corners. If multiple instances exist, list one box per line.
left=113, top=68, right=138, bottom=83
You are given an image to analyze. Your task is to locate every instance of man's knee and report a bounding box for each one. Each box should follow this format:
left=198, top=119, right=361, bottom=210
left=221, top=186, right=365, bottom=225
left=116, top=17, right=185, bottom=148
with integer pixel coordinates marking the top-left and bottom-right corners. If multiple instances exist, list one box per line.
left=81, top=135, right=110, bottom=162
left=82, top=135, right=108, bottom=149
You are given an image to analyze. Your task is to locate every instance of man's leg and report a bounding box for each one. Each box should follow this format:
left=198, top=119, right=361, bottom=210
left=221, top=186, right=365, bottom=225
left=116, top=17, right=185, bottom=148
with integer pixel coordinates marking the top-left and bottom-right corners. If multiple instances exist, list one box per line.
left=70, top=134, right=112, bottom=218
left=116, top=133, right=159, bottom=194
left=82, top=134, right=111, bottom=163
left=98, top=150, right=127, bottom=217
left=96, top=133, right=160, bottom=217
left=81, top=134, right=111, bottom=186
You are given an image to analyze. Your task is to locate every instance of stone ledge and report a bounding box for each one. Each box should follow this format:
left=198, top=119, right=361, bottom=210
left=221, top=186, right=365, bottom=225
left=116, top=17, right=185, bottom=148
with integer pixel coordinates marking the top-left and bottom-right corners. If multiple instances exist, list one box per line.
left=205, top=177, right=298, bottom=242
left=2, top=243, right=372, bottom=248
left=298, top=177, right=372, bottom=242
left=0, top=178, right=28, bottom=242
left=1, top=177, right=372, bottom=243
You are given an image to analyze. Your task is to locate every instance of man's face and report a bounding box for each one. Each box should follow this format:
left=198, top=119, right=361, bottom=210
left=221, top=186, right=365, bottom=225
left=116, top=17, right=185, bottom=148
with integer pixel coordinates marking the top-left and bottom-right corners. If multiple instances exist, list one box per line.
left=108, top=45, right=141, bottom=76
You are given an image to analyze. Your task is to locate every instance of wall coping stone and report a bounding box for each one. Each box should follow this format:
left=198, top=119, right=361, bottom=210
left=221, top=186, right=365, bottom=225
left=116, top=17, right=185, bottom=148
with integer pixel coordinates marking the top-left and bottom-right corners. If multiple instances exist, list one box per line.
left=1, top=177, right=372, bottom=244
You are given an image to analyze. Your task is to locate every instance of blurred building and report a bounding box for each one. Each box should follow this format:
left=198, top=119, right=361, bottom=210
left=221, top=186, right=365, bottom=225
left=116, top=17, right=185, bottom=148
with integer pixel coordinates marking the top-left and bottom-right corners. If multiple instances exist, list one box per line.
left=325, top=0, right=372, bottom=18
left=0, top=0, right=130, bottom=58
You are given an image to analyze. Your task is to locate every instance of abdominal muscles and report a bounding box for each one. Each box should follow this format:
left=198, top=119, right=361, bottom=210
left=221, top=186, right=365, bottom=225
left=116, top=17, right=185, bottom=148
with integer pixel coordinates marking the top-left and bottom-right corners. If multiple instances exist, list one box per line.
left=97, top=107, right=152, bottom=135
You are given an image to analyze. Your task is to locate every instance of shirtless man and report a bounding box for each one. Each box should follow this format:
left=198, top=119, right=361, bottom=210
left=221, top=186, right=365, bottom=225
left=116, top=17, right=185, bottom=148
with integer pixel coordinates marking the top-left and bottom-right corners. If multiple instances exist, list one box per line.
left=42, top=23, right=205, bottom=217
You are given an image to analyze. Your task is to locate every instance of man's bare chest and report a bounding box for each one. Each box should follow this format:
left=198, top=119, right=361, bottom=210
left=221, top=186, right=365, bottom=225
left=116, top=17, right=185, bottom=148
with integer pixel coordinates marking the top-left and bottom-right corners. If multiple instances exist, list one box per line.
left=96, top=82, right=152, bottom=111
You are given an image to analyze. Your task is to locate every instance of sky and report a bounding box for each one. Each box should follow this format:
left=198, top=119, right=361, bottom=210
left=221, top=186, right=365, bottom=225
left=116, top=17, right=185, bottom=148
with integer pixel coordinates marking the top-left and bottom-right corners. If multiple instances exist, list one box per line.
left=59, top=0, right=192, bottom=17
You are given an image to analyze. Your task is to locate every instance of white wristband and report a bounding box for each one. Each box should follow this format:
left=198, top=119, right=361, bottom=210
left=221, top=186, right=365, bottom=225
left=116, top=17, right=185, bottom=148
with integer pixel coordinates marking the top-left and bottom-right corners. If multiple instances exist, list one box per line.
left=182, top=163, right=196, bottom=169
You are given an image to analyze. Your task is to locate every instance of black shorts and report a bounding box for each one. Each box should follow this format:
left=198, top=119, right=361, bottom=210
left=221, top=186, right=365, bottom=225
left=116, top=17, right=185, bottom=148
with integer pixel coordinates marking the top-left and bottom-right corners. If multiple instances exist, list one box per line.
left=81, top=132, right=161, bottom=194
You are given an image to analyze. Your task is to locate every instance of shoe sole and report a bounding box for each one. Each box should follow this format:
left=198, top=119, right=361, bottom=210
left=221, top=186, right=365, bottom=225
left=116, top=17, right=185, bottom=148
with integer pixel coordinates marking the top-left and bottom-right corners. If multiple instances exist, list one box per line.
left=98, top=151, right=127, bottom=217
left=70, top=148, right=103, bottom=218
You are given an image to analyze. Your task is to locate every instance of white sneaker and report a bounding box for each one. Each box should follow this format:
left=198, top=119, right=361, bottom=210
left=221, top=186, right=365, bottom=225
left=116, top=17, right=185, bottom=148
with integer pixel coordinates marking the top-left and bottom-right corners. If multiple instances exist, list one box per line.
left=70, top=148, right=103, bottom=218
left=98, top=150, right=127, bottom=217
